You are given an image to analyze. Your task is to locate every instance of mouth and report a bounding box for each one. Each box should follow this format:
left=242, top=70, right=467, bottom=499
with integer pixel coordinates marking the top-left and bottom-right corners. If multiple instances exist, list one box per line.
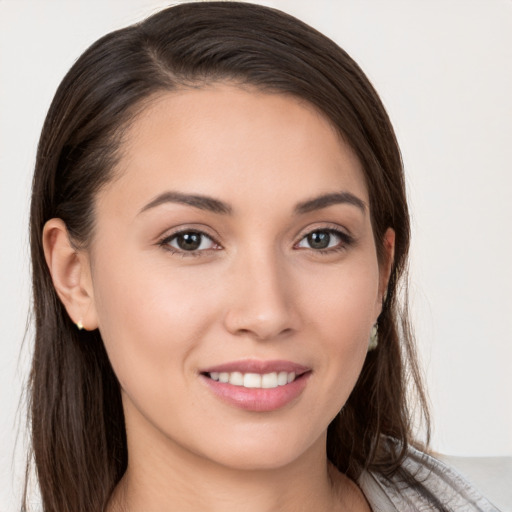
left=199, top=360, right=311, bottom=412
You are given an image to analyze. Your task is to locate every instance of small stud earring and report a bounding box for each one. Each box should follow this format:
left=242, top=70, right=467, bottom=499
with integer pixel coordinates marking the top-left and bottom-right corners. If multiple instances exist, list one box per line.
left=368, top=323, right=378, bottom=351
left=76, top=320, right=84, bottom=330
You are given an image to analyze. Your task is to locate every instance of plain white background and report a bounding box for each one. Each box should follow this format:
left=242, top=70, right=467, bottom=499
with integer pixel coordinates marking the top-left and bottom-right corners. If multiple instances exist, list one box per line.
left=1, top=0, right=511, bottom=509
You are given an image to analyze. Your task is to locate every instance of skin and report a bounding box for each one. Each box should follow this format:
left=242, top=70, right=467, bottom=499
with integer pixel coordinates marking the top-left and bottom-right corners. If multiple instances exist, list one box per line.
left=44, top=84, right=394, bottom=511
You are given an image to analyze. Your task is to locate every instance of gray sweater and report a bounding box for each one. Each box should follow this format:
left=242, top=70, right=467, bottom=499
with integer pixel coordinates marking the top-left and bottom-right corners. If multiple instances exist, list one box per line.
left=357, top=444, right=500, bottom=511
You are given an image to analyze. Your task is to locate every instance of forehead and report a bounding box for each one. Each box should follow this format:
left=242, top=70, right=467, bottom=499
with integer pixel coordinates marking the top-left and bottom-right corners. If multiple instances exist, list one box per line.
left=101, top=84, right=368, bottom=214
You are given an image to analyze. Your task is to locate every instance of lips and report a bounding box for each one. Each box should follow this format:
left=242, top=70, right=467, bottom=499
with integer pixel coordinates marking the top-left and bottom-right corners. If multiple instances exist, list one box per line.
left=199, top=360, right=311, bottom=412
left=201, top=360, right=310, bottom=374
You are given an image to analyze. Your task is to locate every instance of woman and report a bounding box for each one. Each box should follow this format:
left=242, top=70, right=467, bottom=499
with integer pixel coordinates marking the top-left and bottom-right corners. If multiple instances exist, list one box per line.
left=25, top=2, right=499, bottom=511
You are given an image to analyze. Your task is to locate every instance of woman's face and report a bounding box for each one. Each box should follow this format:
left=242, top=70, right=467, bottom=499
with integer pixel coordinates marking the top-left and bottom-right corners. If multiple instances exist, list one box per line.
left=86, top=84, right=393, bottom=470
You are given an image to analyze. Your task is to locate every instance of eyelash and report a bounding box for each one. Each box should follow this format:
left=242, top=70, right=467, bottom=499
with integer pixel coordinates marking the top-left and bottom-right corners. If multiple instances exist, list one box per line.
left=158, top=227, right=354, bottom=257
left=294, top=227, right=354, bottom=255
left=158, top=229, right=220, bottom=257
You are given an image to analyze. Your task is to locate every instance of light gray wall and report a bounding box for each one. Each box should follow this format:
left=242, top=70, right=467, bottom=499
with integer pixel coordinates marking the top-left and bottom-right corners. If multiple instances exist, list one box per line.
left=1, top=0, right=511, bottom=509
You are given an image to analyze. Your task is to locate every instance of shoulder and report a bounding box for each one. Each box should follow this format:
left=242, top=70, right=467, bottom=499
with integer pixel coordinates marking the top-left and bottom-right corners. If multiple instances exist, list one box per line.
left=358, top=441, right=501, bottom=511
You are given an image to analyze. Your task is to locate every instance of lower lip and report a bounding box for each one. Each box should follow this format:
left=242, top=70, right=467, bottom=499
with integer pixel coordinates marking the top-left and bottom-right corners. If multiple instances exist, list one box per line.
left=200, top=373, right=311, bottom=412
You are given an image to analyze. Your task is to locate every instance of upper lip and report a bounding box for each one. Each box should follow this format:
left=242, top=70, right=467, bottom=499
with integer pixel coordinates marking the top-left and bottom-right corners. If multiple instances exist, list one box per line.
left=200, top=359, right=310, bottom=375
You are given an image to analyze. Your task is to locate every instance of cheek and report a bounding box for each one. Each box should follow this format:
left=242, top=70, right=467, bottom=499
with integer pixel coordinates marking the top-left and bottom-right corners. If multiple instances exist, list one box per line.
left=299, top=259, right=379, bottom=412
left=303, top=256, right=380, bottom=344
left=90, top=252, right=219, bottom=391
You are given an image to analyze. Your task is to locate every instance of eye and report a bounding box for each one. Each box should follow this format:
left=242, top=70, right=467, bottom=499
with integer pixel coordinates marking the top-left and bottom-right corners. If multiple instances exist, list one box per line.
left=163, top=230, right=218, bottom=253
left=296, top=229, right=349, bottom=251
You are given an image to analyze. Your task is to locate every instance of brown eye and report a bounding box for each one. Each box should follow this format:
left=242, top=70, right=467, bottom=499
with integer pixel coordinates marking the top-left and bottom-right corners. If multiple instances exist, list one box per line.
left=166, top=231, right=216, bottom=252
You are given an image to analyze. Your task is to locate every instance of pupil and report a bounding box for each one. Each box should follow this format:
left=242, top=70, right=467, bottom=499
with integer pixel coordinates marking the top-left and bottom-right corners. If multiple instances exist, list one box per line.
left=308, top=231, right=330, bottom=249
left=177, top=232, right=201, bottom=251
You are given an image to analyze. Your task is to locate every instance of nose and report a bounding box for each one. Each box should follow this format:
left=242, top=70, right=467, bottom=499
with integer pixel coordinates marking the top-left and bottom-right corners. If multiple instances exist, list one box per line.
left=223, top=250, right=298, bottom=341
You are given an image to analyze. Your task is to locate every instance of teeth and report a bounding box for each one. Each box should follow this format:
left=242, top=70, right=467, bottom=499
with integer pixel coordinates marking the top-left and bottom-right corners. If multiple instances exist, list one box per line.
left=277, top=371, right=288, bottom=386
left=208, top=371, right=298, bottom=388
left=243, top=373, right=261, bottom=388
left=229, top=372, right=244, bottom=386
left=261, top=372, right=277, bottom=388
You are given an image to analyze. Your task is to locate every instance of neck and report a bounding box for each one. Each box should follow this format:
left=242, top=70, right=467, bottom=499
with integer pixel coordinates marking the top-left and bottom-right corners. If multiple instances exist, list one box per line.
left=108, top=430, right=364, bottom=512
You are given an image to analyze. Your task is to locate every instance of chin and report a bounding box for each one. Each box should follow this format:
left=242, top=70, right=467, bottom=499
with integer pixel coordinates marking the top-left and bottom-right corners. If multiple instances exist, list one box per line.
left=193, top=427, right=326, bottom=472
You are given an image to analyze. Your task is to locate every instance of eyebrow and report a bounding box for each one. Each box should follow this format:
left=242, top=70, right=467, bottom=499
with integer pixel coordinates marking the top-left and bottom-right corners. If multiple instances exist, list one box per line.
left=138, top=190, right=366, bottom=217
left=139, top=191, right=232, bottom=215
left=294, top=192, right=366, bottom=215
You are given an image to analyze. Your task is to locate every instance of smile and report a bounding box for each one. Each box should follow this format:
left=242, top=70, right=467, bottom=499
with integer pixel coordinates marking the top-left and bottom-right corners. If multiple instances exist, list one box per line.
left=200, top=360, right=311, bottom=412
left=206, top=371, right=297, bottom=388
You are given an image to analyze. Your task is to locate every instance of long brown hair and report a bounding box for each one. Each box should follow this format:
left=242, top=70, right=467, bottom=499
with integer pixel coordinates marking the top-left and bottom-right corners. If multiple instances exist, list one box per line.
left=26, top=3, right=430, bottom=511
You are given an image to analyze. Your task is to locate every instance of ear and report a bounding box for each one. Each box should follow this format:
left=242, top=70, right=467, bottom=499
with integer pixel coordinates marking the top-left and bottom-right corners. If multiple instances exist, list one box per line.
left=42, top=218, right=99, bottom=331
left=376, top=227, right=395, bottom=316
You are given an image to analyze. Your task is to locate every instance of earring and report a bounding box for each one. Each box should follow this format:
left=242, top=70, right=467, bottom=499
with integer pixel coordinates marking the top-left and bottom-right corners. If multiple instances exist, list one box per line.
left=368, top=323, right=378, bottom=351
left=76, top=320, right=84, bottom=330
